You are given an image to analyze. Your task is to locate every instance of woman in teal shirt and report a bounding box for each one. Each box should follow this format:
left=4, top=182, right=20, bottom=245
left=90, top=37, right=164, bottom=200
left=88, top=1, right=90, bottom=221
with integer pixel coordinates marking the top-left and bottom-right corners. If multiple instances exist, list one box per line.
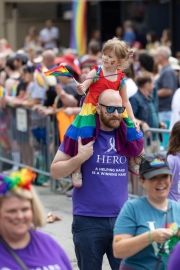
left=113, top=153, right=180, bottom=270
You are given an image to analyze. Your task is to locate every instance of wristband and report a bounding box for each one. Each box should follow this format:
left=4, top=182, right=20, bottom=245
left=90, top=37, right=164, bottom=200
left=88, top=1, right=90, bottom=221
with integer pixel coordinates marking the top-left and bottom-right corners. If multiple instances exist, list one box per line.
left=148, top=230, right=153, bottom=244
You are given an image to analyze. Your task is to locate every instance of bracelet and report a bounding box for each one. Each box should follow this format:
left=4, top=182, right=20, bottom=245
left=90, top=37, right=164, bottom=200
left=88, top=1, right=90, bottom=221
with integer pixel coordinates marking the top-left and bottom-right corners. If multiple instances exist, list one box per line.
left=148, top=230, right=153, bottom=244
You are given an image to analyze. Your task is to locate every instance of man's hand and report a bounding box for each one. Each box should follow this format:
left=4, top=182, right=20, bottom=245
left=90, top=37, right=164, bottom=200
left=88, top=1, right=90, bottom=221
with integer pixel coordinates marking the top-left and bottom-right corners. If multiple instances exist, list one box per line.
left=141, top=122, right=151, bottom=138
left=159, top=122, right=167, bottom=129
left=64, top=107, right=73, bottom=116
left=77, top=137, right=94, bottom=162
left=55, top=84, right=65, bottom=98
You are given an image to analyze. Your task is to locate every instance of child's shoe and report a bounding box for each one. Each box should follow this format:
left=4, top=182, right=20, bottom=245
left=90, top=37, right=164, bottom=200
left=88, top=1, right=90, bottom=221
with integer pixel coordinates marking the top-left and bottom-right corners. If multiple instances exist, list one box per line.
left=72, top=172, right=82, bottom=188
left=128, top=164, right=140, bottom=176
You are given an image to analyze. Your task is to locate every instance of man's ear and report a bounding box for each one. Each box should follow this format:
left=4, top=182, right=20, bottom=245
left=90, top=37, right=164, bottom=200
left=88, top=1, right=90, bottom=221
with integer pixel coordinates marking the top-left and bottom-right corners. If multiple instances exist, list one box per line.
left=96, top=103, right=100, bottom=114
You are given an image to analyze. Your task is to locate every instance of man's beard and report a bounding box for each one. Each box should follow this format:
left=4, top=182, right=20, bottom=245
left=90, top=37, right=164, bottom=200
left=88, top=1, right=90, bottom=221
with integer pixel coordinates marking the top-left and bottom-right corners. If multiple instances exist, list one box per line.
left=100, top=111, right=122, bottom=129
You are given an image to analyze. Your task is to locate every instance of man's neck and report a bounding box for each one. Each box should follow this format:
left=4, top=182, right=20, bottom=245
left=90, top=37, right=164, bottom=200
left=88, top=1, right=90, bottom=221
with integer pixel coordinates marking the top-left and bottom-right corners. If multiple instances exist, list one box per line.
left=161, top=60, right=169, bottom=68
left=138, top=87, right=151, bottom=99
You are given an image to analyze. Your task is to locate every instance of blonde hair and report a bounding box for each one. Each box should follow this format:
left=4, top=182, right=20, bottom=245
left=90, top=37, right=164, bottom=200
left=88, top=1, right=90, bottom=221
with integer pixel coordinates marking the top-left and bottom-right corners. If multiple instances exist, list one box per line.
left=0, top=186, right=46, bottom=228
left=102, top=37, right=133, bottom=61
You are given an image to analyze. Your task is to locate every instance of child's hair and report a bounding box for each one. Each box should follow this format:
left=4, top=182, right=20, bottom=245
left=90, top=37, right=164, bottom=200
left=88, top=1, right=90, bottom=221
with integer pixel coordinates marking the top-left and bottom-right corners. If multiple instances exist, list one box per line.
left=167, top=121, right=180, bottom=156
left=22, top=64, right=34, bottom=74
left=102, top=37, right=133, bottom=61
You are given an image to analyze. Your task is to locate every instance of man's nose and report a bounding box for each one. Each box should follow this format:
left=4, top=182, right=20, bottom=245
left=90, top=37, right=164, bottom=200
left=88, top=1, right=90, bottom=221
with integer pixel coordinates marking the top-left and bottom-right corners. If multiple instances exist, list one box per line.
left=112, top=109, right=119, bottom=116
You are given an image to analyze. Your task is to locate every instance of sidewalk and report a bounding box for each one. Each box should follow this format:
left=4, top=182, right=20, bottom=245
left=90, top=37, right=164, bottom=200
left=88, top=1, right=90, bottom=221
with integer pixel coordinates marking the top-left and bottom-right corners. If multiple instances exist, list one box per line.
left=36, top=186, right=111, bottom=270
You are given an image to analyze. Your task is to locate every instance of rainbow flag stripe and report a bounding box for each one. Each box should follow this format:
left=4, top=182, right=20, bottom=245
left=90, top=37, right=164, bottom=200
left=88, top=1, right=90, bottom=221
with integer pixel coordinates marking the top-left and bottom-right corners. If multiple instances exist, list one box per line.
left=0, top=86, right=6, bottom=98
left=44, top=65, right=73, bottom=77
left=70, top=0, right=87, bottom=55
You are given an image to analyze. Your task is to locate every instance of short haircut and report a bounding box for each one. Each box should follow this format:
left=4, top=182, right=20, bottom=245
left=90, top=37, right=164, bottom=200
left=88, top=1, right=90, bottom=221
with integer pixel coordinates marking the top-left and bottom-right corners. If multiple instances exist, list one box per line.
left=138, top=53, right=154, bottom=72
left=135, top=72, right=153, bottom=88
left=22, top=64, right=34, bottom=74
left=88, top=41, right=101, bottom=55
left=156, top=46, right=171, bottom=59
left=6, top=57, right=16, bottom=71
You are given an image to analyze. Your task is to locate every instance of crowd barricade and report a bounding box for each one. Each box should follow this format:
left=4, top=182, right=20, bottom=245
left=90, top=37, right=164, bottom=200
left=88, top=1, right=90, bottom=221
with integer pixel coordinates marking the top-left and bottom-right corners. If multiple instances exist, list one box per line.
left=0, top=105, right=71, bottom=192
left=128, top=127, right=171, bottom=199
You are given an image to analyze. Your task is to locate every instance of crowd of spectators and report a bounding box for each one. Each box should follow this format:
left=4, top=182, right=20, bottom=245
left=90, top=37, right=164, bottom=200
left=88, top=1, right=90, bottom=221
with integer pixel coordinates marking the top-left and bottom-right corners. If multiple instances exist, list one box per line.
left=1, top=18, right=180, bottom=270
left=0, top=19, right=180, bottom=188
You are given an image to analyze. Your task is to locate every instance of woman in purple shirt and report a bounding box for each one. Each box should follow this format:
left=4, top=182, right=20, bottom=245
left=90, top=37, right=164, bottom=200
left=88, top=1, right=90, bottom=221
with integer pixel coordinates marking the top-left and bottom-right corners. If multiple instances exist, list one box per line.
left=0, top=169, right=72, bottom=270
left=167, top=121, right=180, bottom=202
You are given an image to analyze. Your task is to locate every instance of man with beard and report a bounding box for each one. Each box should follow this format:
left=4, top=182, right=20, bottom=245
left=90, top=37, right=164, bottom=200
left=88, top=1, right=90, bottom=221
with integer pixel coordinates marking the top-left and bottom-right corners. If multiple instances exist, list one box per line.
left=51, top=89, right=129, bottom=270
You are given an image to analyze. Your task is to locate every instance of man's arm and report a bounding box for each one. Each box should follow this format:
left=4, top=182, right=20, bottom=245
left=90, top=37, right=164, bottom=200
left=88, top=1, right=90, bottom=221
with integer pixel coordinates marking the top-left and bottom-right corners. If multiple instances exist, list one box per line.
left=157, top=88, right=172, bottom=97
left=51, top=138, right=94, bottom=179
left=55, top=84, right=78, bottom=107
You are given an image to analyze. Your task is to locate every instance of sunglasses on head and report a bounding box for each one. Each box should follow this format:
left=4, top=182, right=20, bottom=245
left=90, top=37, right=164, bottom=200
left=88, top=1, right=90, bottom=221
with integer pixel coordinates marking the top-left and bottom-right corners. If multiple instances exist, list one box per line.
left=99, top=103, right=126, bottom=114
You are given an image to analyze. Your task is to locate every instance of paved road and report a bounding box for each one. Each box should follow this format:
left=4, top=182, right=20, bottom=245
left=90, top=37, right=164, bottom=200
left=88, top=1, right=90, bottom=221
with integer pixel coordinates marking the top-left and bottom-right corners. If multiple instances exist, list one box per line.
left=37, top=186, right=111, bottom=270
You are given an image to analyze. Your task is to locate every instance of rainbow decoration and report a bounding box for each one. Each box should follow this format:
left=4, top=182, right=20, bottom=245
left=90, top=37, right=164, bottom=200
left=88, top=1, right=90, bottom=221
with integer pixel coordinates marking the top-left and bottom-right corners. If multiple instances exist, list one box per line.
left=63, top=65, right=144, bottom=158
left=34, top=69, right=45, bottom=87
left=11, top=83, right=17, bottom=97
left=0, top=168, right=36, bottom=195
left=167, top=222, right=179, bottom=231
left=70, top=0, right=87, bottom=55
left=0, top=135, right=10, bottom=151
left=0, top=86, right=5, bottom=98
left=44, top=65, right=73, bottom=78
left=150, top=158, right=165, bottom=167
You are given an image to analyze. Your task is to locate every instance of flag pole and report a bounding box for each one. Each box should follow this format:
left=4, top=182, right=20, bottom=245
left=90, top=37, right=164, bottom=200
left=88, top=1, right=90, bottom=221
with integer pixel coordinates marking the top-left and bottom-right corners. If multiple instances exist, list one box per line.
left=73, top=77, right=86, bottom=96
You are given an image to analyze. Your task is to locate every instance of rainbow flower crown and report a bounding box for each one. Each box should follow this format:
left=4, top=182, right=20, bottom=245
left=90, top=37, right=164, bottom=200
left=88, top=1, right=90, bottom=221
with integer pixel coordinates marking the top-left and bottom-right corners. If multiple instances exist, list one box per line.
left=0, top=168, right=36, bottom=195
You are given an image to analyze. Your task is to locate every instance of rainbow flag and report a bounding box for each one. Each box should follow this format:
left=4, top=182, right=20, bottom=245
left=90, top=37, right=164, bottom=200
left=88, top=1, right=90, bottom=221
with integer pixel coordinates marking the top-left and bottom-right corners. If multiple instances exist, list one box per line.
left=44, top=65, right=73, bottom=77
left=0, top=86, right=5, bottom=98
left=70, top=0, right=87, bottom=55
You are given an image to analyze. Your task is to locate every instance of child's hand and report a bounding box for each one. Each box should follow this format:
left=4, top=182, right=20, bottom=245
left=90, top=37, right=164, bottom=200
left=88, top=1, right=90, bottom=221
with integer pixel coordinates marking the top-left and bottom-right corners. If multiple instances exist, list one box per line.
left=77, top=84, right=86, bottom=95
left=132, top=118, right=140, bottom=132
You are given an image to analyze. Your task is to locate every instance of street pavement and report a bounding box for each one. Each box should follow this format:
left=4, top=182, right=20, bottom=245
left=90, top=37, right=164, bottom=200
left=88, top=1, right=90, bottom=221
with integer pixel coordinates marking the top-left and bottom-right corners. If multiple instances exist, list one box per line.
left=36, top=186, right=111, bottom=270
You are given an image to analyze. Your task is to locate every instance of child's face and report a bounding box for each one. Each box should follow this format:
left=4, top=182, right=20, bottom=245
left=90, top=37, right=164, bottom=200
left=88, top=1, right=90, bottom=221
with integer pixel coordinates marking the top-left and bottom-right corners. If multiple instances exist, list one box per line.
left=22, top=72, right=33, bottom=83
left=102, top=49, right=119, bottom=68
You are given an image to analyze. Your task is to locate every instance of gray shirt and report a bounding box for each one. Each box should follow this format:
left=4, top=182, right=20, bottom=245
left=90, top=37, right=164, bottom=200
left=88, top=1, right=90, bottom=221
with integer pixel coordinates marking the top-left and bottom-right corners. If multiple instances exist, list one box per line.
left=157, top=64, right=177, bottom=112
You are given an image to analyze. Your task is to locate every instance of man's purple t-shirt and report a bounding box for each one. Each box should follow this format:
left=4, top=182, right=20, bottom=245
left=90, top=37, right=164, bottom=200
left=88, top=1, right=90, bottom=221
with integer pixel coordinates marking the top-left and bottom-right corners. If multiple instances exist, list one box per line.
left=0, top=230, right=72, bottom=270
left=167, top=153, right=180, bottom=202
left=59, top=130, right=128, bottom=217
left=167, top=241, right=180, bottom=269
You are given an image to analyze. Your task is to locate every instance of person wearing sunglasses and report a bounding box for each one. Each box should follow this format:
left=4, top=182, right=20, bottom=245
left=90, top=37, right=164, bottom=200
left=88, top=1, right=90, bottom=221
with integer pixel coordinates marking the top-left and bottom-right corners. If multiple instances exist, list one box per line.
left=54, top=37, right=144, bottom=189
left=51, top=89, right=141, bottom=270
left=113, top=153, right=180, bottom=270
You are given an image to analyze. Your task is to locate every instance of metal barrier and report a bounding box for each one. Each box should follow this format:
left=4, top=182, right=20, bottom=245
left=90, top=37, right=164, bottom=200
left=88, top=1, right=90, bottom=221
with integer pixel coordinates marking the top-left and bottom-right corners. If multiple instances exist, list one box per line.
left=144, top=127, right=171, bottom=154
left=0, top=106, right=71, bottom=192
left=128, top=127, right=171, bottom=199
left=0, top=109, right=171, bottom=197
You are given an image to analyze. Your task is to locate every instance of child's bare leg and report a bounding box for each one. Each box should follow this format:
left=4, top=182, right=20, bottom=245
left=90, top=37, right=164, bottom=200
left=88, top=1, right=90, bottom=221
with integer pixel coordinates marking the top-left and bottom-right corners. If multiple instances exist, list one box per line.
left=72, top=166, right=83, bottom=188
left=129, top=157, right=140, bottom=176
left=128, top=150, right=145, bottom=176
left=134, top=149, right=145, bottom=165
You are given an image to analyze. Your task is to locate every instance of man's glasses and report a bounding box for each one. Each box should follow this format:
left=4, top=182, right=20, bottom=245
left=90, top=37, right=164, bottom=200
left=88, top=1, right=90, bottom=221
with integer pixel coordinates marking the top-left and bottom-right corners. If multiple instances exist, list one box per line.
left=99, top=103, right=126, bottom=114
